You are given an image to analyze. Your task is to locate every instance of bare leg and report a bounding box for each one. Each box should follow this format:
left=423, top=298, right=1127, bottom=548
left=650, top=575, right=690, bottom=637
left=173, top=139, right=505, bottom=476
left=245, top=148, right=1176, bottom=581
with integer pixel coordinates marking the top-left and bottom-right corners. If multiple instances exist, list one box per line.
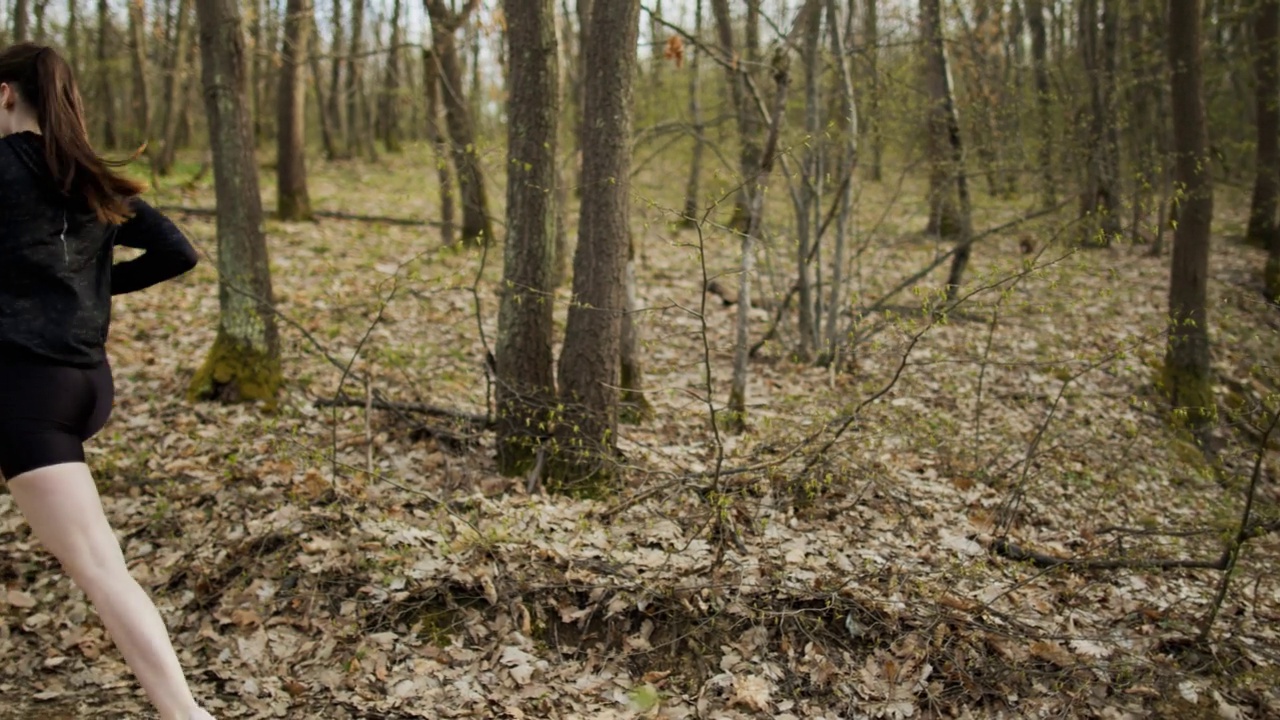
left=7, top=462, right=214, bottom=720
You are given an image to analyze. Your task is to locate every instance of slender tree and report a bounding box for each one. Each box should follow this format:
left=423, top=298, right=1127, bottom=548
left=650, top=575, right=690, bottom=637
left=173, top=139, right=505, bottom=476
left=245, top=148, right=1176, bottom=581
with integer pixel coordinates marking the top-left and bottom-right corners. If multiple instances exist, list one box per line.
left=327, top=0, right=346, bottom=155
left=152, top=0, right=194, bottom=176
left=95, top=0, right=117, bottom=149
left=552, top=0, right=641, bottom=487
left=127, top=0, right=151, bottom=141
left=307, top=8, right=339, bottom=160
left=1079, top=0, right=1121, bottom=246
left=495, top=0, right=559, bottom=475
left=1164, top=0, right=1215, bottom=422
left=190, top=0, right=283, bottom=405
left=864, top=0, right=882, bottom=182
left=277, top=0, right=313, bottom=220
left=381, top=0, right=405, bottom=152
left=680, top=0, right=705, bottom=226
left=423, top=47, right=456, bottom=245
left=425, top=0, right=494, bottom=245
left=711, top=0, right=763, bottom=232
left=1026, top=0, right=1054, bottom=207
left=14, top=0, right=29, bottom=42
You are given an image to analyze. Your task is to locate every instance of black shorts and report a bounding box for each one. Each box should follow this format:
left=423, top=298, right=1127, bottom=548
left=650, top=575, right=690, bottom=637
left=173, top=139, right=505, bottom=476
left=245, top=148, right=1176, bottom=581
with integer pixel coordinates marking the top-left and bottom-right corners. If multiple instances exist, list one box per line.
left=0, top=360, right=114, bottom=480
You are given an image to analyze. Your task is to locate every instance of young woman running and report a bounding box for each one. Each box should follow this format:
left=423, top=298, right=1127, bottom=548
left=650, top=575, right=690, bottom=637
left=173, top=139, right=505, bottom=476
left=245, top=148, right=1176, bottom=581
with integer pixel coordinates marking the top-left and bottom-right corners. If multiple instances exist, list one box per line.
left=0, top=43, right=215, bottom=720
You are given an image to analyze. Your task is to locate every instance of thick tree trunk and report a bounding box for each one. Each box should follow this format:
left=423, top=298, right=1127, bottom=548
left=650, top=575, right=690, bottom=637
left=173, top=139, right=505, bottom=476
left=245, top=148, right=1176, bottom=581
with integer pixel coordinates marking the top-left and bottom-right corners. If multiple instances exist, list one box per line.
left=127, top=0, right=151, bottom=141
left=1249, top=0, right=1280, bottom=269
left=96, top=0, right=117, bottom=149
left=1026, top=0, right=1054, bottom=207
left=190, top=0, right=283, bottom=405
left=552, top=0, right=641, bottom=488
left=495, top=0, right=559, bottom=476
left=423, top=48, right=456, bottom=245
left=711, top=0, right=763, bottom=233
left=152, top=0, right=194, bottom=176
left=277, top=0, right=313, bottom=221
left=425, top=0, right=493, bottom=245
left=680, top=0, right=705, bottom=226
left=1164, top=0, right=1215, bottom=422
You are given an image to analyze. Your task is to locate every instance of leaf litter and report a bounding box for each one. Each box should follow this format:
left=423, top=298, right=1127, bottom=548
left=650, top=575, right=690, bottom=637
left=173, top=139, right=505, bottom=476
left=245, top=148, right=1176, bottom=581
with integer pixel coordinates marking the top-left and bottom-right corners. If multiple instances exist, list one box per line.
left=0, top=151, right=1276, bottom=719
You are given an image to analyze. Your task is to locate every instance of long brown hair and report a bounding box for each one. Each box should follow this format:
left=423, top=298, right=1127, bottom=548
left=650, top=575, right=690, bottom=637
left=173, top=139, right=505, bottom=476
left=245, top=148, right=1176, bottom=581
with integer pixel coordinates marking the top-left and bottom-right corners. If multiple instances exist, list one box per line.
left=0, top=43, right=145, bottom=224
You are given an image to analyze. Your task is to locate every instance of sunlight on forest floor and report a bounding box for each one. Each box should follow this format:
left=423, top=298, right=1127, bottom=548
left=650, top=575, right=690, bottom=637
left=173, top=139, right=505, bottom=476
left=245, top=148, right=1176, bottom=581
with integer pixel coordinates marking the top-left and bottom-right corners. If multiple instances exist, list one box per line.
left=0, top=145, right=1276, bottom=718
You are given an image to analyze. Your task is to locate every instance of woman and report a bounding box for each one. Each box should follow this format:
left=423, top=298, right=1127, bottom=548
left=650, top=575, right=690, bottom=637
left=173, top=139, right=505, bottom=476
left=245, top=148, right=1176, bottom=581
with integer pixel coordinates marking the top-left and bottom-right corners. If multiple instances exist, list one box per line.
left=0, top=43, right=215, bottom=720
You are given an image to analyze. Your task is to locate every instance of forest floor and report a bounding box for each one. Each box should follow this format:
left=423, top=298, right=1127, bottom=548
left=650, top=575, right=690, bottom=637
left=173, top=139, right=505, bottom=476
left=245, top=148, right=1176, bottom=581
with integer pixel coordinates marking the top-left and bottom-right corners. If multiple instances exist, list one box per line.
left=0, top=145, right=1278, bottom=719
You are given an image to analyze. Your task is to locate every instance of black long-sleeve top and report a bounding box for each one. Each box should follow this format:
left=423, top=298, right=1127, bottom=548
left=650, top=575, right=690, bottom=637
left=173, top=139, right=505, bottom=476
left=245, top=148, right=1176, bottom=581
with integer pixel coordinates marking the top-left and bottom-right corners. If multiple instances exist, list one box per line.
left=0, top=131, right=198, bottom=367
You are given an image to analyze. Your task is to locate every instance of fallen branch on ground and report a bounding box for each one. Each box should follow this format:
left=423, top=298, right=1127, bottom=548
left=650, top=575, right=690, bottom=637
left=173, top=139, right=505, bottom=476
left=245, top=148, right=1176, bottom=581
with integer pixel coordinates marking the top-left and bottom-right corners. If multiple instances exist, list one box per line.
left=317, top=395, right=492, bottom=428
left=158, top=205, right=449, bottom=228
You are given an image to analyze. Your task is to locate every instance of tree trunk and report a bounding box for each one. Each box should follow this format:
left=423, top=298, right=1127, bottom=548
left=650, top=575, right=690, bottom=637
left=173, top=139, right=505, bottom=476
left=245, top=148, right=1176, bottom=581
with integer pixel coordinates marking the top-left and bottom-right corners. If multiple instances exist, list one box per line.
left=327, top=0, right=346, bottom=156
left=552, top=0, right=641, bottom=489
left=552, top=13, right=571, bottom=287
left=423, top=48, right=457, bottom=245
left=619, top=229, right=652, bottom=423
left=382, top=0, right=404, bottom=152
left=1249, top=0, right=1280, bottom=267
left=190, top=0, right=283, bottom=405
left=277, top=0, right=313, bottom=221
left=680, top=0, right=705, bottom=226
left=1079, top=0, right=1121, bottom=246
left=711, top=0, right=763, bottom=233
left=920, top=0, right=976, bottom=298
left=308, top=8, right=339, bottom=160
left=796, top=0, right=821, bottom=363
left=128, top=0, right=152, bottom=141
left=1027, top=0, right=1054, bottom=206
left=425, top=0, right=493, bottom=246
left=924, top=0, right=961, bottom=238
left=13, top=0, right=28, bottom=41
left=825, top=0, right=856, bottom=358
left=152, top=0, right=194, bottom=176
left=495, top=0, right=559, bottom=476
left=865, top=0, right=882, bottom=182
left=573, top=0, right=592, bottom=194
left=96, top=0, right=117, bottom=149
left=66, top=0, right=79, bottom=77
left=346, top=0, right=376, bottom=160
left=726, top=51, right=791, bottom=434
left=1164, top=0, right=1215, bottom=423
left=33, top=0, right=46, bottom=40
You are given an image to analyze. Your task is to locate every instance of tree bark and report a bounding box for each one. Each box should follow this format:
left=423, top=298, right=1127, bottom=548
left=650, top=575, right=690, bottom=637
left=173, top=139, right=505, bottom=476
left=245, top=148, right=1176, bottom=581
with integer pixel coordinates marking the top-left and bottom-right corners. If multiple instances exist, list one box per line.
left=277, top=0, right=313, bottom=221
left=127, top=0, right=152, bottom=141
left=190, top=0, right=283, bottom=405
left=152, top=0, right=194, bottom=176
left=796, top=0, right=822, bottom=363
left=552, top=0, right=641, bottom=488
left=1249, top=0, right=1280, bottom=269
left=495, top=0, right=559, bottom=476
left=66, top=0, right=79, bottom=77
left=425, top=0, right=493, bottom=245
left=1164, top=0, right=1215, bottom=422
left=423, top=47, right=456, bottom=245
left=346, top=0, right=377, bottom=161
left=619, top=230, right=652, bottom=422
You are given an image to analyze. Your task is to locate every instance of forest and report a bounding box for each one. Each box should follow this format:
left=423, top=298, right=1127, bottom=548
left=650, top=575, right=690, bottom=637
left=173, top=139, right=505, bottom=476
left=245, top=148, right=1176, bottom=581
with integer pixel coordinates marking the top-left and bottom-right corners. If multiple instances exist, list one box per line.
left=0, top=0, right=1277, bottom=717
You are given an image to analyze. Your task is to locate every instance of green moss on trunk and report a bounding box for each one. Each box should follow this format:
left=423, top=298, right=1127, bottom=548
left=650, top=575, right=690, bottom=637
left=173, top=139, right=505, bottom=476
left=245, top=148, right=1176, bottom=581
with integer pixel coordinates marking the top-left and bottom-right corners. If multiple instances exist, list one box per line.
left=1160, top=358, right=1215, bottom=427
left=188, top=327, right=283, bottom=407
